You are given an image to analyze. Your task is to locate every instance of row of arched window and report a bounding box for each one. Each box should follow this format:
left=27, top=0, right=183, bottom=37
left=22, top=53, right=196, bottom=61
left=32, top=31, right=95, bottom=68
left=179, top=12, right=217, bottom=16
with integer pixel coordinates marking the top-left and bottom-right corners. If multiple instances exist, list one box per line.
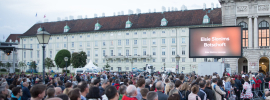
left=238, top=21, right=270, bottom=47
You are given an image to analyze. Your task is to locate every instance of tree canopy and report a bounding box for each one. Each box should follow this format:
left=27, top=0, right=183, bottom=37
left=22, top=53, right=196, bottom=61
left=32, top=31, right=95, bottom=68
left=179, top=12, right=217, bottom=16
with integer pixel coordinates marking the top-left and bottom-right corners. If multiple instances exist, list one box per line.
left=45, top=57, right=55, bottom=70
left=54, top=49, right=71, bottom=68
left=29, top=61, right=37, bottom=70
left=71, top=51, right=87, bottom=68
left=18, top=61, right=26, bottom=72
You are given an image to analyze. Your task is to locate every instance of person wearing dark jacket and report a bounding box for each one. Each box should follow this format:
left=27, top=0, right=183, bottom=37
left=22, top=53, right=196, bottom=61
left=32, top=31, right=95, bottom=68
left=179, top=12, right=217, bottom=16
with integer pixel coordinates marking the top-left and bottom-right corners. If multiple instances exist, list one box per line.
left=11, top=87, right=22, bottom=100
left=204, top=81, right=215, bottom=100
left=99, top=79, right=109, bottom=96
left=21, top=82, right=31, bottom=100
left=234, top=75, right=242, bottom=100
left=76, top=74, right=81, bottom=83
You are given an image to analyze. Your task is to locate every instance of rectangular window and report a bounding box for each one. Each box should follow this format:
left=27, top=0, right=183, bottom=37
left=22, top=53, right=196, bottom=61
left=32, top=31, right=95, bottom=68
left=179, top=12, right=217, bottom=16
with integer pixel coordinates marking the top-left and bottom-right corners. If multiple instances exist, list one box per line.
left=95, top=59, right=98, bottom=63
left=64, top=43, right=67, bottom=48
left=103, top=60, right=105, bottom=63
left=24, top=44, right=26, bottom=48
left=172, top=30, right=175, bottom=33
left=37, top=44, right=39, bottom=49
left=118, top=49, right=121, bottom=56
left=133, top=59, right=137, bottom=62
left=126, top=33, right=129, bottom=35
left=95, top=50, right=98, bottom=56
left=30, top=39, right=33, bottom=41
left=172, top=48, right=176, bottom=55
left=30, top=51, right=33, bottom=58
left=162, top=39, right=165, bottom=44
left=110, top=50, right=113, bottom=56
left=103, top=34, right=105, bottom=37
left=182, top=67, right=185, bottom=70
left=153, top=31, right=156, bottom=34
left=111, top=67, right=113, bottom=70
left=72, top=36, right=74, bottom=38
left=134, top=32, right=137, bottom=35
left=182, top=58, right=185, bottom=62
left=24, top=39, right=26, bottom=41
left=126, top=67, right=129, bottom=70
left=95, top=34, right=98, bottom=37
left=37, top=51, right=39, bottom=58
left=182, top=38, right=185, bottom=43
left=126, top=59, right=129, bottom=62
left=182, top=30, right=185, bottom=32
left=57, top=43, right=59, bottom=48
left=80, top=42, right=83, bottom=47
left=110, top=59, right=113, bottom=63
left=111, top=41, right=113, bottom=46
left=143, top=39, right=146, bottom=45
left=64, top=37, right=66, bottom=39
left=153, top=59, right=156, bottom=62
left=134, top=49, right=137, bottom=56
left=182, top=47, right=185, bottom=55
left=103, top=50, right=105, bottom=56
left=152, top=39, right=156, bottom=45
left=172, top=38, right=176, bottom=44
left=57, top=37, right=59, bottom=39
left=162, top=31, right=165, bottom=33
left=193, top=58, right=196, bottom=62
left=95, top=41, right=98, bottom=46
left=103, top=41, right=105, bottom=46
left=24, top=52, right=26, bottom=58
left=162, top=48, right=165, bottom=55
left=87, top=35, right=90, bottom=37
left=72, top=42, right=74, bottom=47
left=172, top=58, right=175, bottom=62
left=50, top=51, right=52, bottom=58
left=87, top=51, right=90, bottom=57
left=126, top=39, right=129, bottom=45
left=134, top=40, right=137, bottom=45
left=87, top=42, right=90, bottom=47
left=126, top=49, right=129, bottom=56
left=118, top=40, right=121, bottom=45
left=30, top=44, right=32, bottom=49
left=152, top=48, right=156, bottom=55
left=143, top=49, right=146, bottom=56
left=143, top=32, right=146, bottom=34
left=143, top=59, right=146, bottom=62
left=162, top=59, right=165, bottom=62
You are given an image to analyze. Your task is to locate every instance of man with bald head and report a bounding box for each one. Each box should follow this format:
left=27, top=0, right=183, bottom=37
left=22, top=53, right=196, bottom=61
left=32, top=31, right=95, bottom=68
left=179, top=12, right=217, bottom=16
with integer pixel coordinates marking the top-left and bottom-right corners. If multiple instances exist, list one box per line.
left=22, top=82, right=31, bottom=100
left=122, top=85, right=138, bottom=100
left=156, top=81, right=168, bottom=100
left=54, top=87, right=62, bottom=96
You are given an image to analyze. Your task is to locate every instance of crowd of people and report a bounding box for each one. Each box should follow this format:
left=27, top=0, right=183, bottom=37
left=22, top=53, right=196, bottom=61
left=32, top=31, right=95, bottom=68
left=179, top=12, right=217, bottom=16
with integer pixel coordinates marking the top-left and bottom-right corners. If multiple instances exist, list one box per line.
left=0, top=70, right=269, bottom=100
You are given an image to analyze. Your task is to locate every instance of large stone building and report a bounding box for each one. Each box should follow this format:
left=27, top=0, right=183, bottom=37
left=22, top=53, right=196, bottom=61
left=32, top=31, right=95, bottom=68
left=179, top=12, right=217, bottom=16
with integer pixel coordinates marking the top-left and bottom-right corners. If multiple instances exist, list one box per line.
left=219, top=0, right=270, bottom=74
left=18, top=6, right=222, bottom=73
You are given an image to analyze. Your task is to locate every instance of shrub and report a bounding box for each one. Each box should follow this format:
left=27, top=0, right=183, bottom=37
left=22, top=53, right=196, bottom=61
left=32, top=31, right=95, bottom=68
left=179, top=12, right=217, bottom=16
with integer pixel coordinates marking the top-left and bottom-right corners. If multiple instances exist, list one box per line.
left=15, top=69, right=20, bottom=72
left=62, top=70, right=70, bottom=73
left=0, top=69, right=7, bottom=72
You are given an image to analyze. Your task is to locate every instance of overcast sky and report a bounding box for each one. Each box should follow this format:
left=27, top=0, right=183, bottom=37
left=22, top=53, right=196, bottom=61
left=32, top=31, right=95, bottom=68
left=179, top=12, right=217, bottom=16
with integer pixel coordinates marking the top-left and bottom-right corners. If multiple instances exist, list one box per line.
left=0, top=0, right=220, bottom=41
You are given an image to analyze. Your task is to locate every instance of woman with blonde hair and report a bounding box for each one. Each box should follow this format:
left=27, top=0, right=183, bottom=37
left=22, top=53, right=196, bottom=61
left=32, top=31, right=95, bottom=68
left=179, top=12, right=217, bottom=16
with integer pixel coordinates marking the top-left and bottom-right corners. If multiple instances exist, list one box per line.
left=180, top=82, right=191, bottom=100
left=165, top=82, right=175, bottom=95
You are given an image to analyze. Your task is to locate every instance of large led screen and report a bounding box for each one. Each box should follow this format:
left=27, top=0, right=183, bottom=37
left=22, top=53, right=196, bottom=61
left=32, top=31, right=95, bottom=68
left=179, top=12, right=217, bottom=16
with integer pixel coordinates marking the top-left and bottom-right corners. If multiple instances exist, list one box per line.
left=189, top=26, right=242, bottom=58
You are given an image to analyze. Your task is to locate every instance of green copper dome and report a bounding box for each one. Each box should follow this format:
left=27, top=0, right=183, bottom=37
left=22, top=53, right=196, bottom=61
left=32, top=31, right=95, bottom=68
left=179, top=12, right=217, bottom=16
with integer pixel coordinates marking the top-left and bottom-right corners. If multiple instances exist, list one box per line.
left=95, top=21, right=102, bottom=30
left=125, top=19, right=133, bottom=28
left=95, top=22, right=101, bottom=27
left=203, top=14, right=210, bottom=24
left=37, top=26, right=42, bottom=32
left=203, top=15, right=209, bottom=19
left=161, top=18, right=167, bottom=22
left=64, top=25, right=70, bottom=29
left=160, top=18, right=168, bottom=26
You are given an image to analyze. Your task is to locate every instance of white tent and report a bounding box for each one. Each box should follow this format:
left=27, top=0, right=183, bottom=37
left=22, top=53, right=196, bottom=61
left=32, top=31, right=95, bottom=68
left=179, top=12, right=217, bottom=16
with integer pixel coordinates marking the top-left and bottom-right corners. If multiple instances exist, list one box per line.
left=83, top=60, right=98, bottom=69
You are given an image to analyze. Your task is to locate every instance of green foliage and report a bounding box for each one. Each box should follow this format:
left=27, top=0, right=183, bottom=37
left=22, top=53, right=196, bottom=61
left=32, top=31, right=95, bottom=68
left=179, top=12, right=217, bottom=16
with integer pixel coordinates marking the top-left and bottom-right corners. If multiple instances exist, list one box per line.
left=0, top=69, right=7, bottom=72
left=45, top=57, right=55, bottom=70
left=71, top=51, right=87, bottom=68
left=0, top=61, right=3, bottom=67
left=30, top=61, right=37, bottom=70
left=6, top=62, right=11, bottom=68
left=18, top=61, right=26, bottom=72
left=104, top=62, right=110, bottom=68
left=55, top=49, right=71, bottom=68
left=15, top=69, right=20, bottom=72
left=62, top=70, right=70, bottom=73
left=93, top=62, right=98, bottom=67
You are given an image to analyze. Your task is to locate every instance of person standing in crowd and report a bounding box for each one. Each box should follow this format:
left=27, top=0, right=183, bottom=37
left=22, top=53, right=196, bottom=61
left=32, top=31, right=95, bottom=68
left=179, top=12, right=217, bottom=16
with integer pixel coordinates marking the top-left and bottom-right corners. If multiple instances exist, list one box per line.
left=167, top=94, right=180, bottom=100
left=22, top=82, right=31, bottom=100
left=140, top=88, right=148, bottom=100
left=45, top=88, right=55, bottom=100
left=77, top=82, right=89, bottom=100
left=54, top=87, right=62, bottom=96
left=234, top=75, right=242, bottom=100
left=63, top=82, right=73, bottom=95
left=241, top=76, right=253, bottom=99
left=99, top=79, right=109, bottom=96
left=156, top=81, right=168, bottom=100
left=146, top=91, right=158, bottom=100
left=11, top=87, right=22, bottom=100
left=224, top=77, right=232, bottom=99
left=57, top=81, right=65, bottom=91
left=136, top=78, right=145, bottom=100
left=30, top=84, right=47, bottom=100
left=212, top=78, right=226, bottom=100
left=86, top=87, right=101, bottom=100
left=145, top=79, right=151, bottom=91
left=114, top=79, right=120, bottom=90
left=118, top=85, right=127, bottom=100
left=105, top=86, right=119, bottom=100
left=122, top=85, right=137, bottom=100
left=165, top=82, right=174, bottom=95
left=188, top=85, right=201, bottom=100
left=197, top=80, right=207, bottom=100
left=203, top=80, right=215, bottom=100
left=68, top=88, right=81, bottom=100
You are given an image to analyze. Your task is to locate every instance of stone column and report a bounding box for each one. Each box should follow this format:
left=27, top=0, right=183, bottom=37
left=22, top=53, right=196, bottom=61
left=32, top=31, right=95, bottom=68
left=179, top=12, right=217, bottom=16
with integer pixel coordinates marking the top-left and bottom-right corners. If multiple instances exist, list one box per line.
left=248, top=16, right=253, bottom=48
left=254, top=16, right=258, bottom=48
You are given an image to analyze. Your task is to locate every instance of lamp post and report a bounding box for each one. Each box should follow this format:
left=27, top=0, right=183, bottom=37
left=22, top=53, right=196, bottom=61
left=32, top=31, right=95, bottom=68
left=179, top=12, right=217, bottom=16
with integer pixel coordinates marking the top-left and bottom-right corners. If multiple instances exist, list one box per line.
left=64, top=57, right=68, bottom=74
left=175, top=55, right=180, bottom=74
left=36, top=27, right=51, bottom=84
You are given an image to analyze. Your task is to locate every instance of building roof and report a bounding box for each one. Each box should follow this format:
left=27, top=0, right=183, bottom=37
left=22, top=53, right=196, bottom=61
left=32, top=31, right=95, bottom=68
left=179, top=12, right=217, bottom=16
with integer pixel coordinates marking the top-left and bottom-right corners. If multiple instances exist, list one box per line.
left=21, top=8, right=221, bottom=36
left=5, top=34, right=21, bottom=42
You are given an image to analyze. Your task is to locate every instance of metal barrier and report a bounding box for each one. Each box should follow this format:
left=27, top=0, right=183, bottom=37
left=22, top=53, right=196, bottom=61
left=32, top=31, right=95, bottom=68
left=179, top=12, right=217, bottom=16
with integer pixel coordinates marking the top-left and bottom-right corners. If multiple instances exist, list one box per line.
left=250, top=82, right=267, bottom=100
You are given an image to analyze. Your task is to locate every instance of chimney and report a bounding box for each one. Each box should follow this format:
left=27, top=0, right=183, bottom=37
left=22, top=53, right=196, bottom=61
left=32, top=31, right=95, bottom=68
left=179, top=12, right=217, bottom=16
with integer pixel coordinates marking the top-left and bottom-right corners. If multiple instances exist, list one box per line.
left=94, top=14, right=97, bottom=18
left=77, top=15, right=82, bottom=19
left=211, top=3, right=214, bottom=10
left=181, top=5, right=186, bottom=11
left=136, top=8, right=141, bottom=14
left=149, top=9, right=151, bottom=13
left=44, top=19, right=48, bottom=22
left=128, top=9, right=133, bottom=15
left=162, top=6, right=166, bottom=12
left=85, top=15, right=87, bottom=19
left=121, top=11, right=124, bottom=15
left=114, top=12, right=116, bottom=16
left=203, top=3, right=206, bottom=10
left=57, top=17, right=61, bottom=21
left=216, top=3, right=219, bottom=8
left=154, top=9, right=156, bottom=13
left=168, top=7, right=170, bottom=11
left=118, top=12, right=121, bottom=15
left=102, top=13, right=105, bottom=17
left=69, top=16, right=74, bottom=20
left=171, top=7, right=174, bottom=11
left=175, top=7, right=178, bottom=11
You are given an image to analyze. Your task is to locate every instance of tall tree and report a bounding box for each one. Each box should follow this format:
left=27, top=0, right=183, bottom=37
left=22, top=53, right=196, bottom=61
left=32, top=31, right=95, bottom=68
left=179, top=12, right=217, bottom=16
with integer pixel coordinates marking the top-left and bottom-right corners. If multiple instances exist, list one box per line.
left=45, top=57, right=55, bottom=71
left=18, top=61, right=27, bottom=72
left=104, top=62, right=110, bottom=69
left=55, top=49, right=71, bottom=69
left=70, top=51, right=87, bottom=68
left=6, top=62, right=11, bottom=72
left=29, top=61, right=37, bottom=71
left=0, top=61, right=3, bottom=67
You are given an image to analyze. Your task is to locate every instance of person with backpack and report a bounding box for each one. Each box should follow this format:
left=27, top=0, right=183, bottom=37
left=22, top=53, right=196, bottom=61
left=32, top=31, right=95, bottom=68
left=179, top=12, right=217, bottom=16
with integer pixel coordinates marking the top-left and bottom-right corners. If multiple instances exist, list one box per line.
left=204, top=80, right=215, bottom=100
left=180, top=82, right=190, bottom=100
left=211, top=78, right=226, bottom=100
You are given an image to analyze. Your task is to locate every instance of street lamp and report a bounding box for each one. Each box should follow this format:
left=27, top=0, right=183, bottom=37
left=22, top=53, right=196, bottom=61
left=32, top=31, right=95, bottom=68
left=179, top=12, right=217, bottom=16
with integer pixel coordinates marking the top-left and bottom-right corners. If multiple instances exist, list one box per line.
left=36, top=27, right=51, bottom=84
left=64, top=57, right=68, bottom=74
left=175, top=55, right=180, bottom=74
